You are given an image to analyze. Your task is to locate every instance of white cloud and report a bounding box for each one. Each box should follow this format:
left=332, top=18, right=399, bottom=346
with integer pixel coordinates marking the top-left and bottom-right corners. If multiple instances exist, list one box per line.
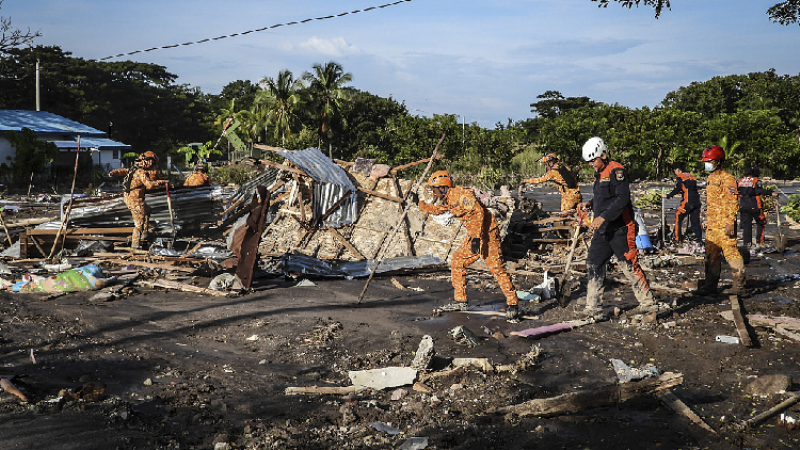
left=297, top=36, right=360, bottom=57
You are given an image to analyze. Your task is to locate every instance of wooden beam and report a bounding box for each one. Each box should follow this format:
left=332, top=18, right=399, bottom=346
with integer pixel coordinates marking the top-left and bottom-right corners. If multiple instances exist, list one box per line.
left=328, top=227, right=365, bottom=260
left=389, top=154, right=444, bottom=175
left=492, top=372, right=684, bottom=417
left=260, top=159, right=309, bottom=177
left=357, top=187, right=403, bottom=203
left=27, top=227, right=134, bottom=236
left=658, top=390, right=717, bottom=434
left=138, top=279, right=230, bottom=297
left=730, top=295, right=754, bottom=347
left=106, top=259, right=196, bottom=273
left=285, top=385, right=365, bottom=396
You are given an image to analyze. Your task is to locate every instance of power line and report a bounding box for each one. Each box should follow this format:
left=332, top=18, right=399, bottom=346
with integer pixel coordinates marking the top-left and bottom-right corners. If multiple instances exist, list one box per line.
left=93, top=0, right=414, bottom=62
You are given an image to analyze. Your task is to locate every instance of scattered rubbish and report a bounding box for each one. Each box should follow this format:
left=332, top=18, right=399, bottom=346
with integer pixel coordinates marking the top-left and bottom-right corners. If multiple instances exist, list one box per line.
left=715, top=335, right=740, bottom=344
left=0, top=377, right=28, bottom=402
left=510, top=319, right=592, bottom=339
left=369, top=421, right=401, bottom=435
left=348, top=367, right=417, bottom=390
left=778, top=412, right=800, bottom=431
left=610, top=359, right=659, bottom=383
left=208, top=273, right=244, bottom=292
left=391, top=277, right=407, bottom=290
left=452, top=357, right=494, bottom=373
left=13, top=264, right=116, bottom=293
left=295, top=279, right=317, bottom=287
left=285, top=385, right=364, bottom=395
left=516, top=290, right=541, bottom=302
left=410, top=335, right=435, bottom=370
left=390, top=388, right=407, bottom=401
left=59, top=381, right=106, bottom=401
left=29, top=349, right=36, bottom=364
left=450, top=325, right=481, bottom=347
left=398, top=437, right=429, bottom=450
left=246, top=335, right=259, bottom=341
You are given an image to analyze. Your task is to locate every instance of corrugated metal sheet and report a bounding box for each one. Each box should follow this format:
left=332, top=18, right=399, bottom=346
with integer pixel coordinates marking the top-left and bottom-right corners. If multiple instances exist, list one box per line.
left=63, top=185, right=223, bottom=228
left=52, top=137, right=131, bottom=150
left=280, top=252, right=446, bottom=278
left=0, top=110, right=105, bottom=135
left=277, top=148, right=357, bottom=227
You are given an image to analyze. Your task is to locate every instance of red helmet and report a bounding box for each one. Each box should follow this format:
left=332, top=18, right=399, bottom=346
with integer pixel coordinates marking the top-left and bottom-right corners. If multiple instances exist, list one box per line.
left=428, top=170, right=453, bottom=188
left=701, top=145, right=725, bottom=162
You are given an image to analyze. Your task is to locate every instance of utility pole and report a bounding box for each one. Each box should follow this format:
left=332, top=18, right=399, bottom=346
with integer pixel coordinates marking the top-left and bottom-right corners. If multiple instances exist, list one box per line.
left=35, top=60, right=41, bottom=111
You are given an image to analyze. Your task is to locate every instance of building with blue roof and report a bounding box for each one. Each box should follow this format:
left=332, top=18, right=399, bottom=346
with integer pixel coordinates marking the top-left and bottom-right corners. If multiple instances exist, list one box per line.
left=0, top=110, right=130, bottom=171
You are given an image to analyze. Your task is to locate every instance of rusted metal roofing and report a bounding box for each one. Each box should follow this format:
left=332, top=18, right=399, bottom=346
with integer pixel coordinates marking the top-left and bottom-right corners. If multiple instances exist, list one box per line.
left=277, top=148, right=357, bottom=227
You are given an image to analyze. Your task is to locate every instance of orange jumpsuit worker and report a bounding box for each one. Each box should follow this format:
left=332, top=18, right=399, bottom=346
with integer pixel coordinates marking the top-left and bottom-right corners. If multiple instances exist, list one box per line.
left=696, top=145, right=745, bottom=296
left=183, top=163, right=210, bottom=187
left=522, top=153, right=582, bottom=211
left=415, top=170, right=520, bottom=321
left=109, top=151, right=167, bottom=249
left=737, top=165, right=777, bottom=249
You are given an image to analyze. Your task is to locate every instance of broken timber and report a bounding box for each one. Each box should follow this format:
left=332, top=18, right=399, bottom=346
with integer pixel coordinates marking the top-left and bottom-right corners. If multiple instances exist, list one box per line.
left=284, top=385, right=365, bottom=396
left=510, top=320, right=592, bottom=339
left=492, top=372, right=683, bottom=417
left=138, top=279, right=230, bottom=297
left=658, top=390, right=716, bottom=434
left=729, top=295, right=754, bottom=347
left=734, top=391, right=800, bottom=432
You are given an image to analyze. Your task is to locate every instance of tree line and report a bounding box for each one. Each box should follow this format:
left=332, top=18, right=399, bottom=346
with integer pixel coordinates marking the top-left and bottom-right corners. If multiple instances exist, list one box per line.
left=1, top=44, right=799, bottom=188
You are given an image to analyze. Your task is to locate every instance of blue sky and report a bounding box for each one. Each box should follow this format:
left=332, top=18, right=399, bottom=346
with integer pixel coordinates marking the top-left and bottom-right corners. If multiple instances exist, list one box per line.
left=6, top=0, right=800, bottom=127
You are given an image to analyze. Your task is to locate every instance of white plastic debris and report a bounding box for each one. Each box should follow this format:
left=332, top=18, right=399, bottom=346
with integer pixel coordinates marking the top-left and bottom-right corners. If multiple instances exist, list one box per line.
left=369, top=422, right=400, bottom=435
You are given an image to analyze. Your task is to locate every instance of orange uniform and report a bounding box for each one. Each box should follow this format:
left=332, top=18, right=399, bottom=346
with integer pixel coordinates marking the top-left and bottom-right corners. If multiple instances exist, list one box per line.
left=523, top=164, right=582, bottom=211
left=183, top=172, right=210, bottom=187
left=419, top=186, right=517, bottom=306
left=109, top=166, right=166, bottom=248
left=703, top=168, right=744, bottom=292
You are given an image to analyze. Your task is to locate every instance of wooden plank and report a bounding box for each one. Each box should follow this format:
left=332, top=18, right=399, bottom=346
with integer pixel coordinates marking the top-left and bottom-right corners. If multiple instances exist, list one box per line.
left=106, top=259, right=196, bottom=273
left=658, top=390, right=717, bottom=434
left=510, top=320, right=592, bottom=338
left=357, top=187, right=403, bottom=203
left=389, top=154, right=444, bottom=175
left=730, top=295, right=754, bottom=347
left=284, top=385, right=365, bottom=396
left=27, top=227, right=134, bottom=236
left=734, top=392, right=800, bottom=432
left=492, top=372, right=684, bottom=417
left=260, top=159, right=309, bottom=177
left=327, top=227, right=365, bottom=260
left=138, top=279, right=230, bottom=297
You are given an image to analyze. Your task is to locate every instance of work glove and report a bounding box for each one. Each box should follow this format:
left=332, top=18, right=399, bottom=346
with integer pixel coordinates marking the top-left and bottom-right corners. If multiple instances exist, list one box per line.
left=470, top=237, right=481, bottom=254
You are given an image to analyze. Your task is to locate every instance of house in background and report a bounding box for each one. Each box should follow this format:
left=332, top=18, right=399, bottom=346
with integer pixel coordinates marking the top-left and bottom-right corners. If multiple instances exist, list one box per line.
left=0, top=110, right=130, bottom=171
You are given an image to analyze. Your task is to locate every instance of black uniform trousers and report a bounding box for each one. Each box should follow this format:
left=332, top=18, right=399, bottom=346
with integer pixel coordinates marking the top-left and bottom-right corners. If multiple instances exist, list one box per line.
left=740, top=207, right=766, bottom=245
left=676, top=203, right=703, bottom=242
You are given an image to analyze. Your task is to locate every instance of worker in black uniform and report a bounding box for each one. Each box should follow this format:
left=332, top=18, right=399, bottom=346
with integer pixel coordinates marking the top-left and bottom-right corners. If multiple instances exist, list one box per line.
left=662, top=161, right=703, bottom=244
left=577, top=137, right=657, bottom=320
left=737, top=165, right=778, bottom=251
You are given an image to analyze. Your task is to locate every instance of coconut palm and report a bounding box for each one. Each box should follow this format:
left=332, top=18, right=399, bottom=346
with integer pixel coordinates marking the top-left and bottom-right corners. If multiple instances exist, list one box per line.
left=302, top=61, right=353, bottom=157
left=254, top=70, right=305, bottom=147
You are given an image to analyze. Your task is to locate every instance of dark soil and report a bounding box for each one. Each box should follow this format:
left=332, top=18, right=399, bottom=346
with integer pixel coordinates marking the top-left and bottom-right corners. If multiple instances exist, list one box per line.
left=2, top=186, right=800, bottom=450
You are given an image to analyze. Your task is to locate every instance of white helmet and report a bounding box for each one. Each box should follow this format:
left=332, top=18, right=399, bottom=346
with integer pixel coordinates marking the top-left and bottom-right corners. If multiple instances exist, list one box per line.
left=582, top=137, right=607, bottom=162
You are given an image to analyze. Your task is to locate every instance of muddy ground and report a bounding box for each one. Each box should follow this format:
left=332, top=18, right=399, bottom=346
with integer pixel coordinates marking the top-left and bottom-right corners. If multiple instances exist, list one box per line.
left=2, top=185, right=800, bottom=450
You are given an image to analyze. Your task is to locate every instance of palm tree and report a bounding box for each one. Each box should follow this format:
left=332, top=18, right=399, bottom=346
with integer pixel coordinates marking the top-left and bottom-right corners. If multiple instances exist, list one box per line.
left=254, top=70, right=305, bottom=147
left=302, top=61, right=353, bottom=157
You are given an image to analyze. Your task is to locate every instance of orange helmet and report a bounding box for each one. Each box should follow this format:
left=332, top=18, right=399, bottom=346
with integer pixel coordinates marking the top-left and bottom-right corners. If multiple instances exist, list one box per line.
left=140, top=151, right=159, bottom=163
left=428, top=170, right=453, bottom=188
left=537, top=153, right=558, bottom=164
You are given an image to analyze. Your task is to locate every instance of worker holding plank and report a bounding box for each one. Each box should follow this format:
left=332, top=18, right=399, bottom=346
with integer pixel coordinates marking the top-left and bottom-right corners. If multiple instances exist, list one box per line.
left=416, top=170, right=521, bottom=321
left=521, top=153, right=582, bottom=212
left=108, top=151, right=167, bottom=249
left=578, top=137, right=657, bottom=321
left=696, top=145, right=745, bottom=296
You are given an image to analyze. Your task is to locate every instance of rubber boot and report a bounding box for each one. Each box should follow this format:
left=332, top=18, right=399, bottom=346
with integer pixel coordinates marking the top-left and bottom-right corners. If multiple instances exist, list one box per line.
left=729, top=259, right=746, bottom=296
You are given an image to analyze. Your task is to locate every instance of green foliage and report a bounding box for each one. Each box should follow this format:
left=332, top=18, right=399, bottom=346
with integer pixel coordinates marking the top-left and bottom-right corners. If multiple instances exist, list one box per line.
left=762, top=185, right=777, bottom=212
left=2, top=127, right=58, bottom=185
left=593, top=0, right=800, bottom=25
left=782, top=194, right=800, bottom=222
left=635, top=189, right=663, bottom=209
left=210, top=165, right=259, bottom=186
left=177, top=141, right=224, bottom=167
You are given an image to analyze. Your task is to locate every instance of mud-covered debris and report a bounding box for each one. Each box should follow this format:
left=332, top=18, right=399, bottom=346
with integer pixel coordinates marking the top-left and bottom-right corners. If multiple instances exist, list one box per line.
left=410, top=335, right=434, bottom=370
left=450, top=325, right=481, bottom=347
left=398, top=436, right=429, bottom=450
left=610, top=358, right=659, bottom=383
left=745, top=374, right=793, bottom=398
left=452, top=357, right=494, bottom=373
left=369, top=421, right=400, bottom=435
left=349, top=367, right=417, bottom=390
left=778, top=412, right=800, bottom=430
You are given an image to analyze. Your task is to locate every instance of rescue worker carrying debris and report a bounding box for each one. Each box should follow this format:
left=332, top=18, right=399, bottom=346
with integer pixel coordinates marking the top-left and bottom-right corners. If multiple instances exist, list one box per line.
left=737, top=165, right=777, bottom=251
left=522, top=153, right=582, bottom=212
left=183, top=163, right=210, bottom=187
left=415, top=170, right=521, bottom=321
left=108, top=151, right=167, bottom=249
left=696, top=145, right=745, bottom=296
left=662, top=161, right=703, bottom=244
left=577, top=137, right=657, bottom=320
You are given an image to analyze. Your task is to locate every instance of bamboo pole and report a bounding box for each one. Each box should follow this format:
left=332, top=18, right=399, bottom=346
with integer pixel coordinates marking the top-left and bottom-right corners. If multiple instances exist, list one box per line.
left=357, top=133, right=446, bottom=304
left=48, top=135, right=82, bottom=260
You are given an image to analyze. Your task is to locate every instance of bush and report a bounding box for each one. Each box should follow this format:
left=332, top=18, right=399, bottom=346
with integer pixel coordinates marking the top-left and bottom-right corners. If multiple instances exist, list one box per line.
left=782, top=194, right=800, bottom=223
left=211, top=165, right=260, bottom=185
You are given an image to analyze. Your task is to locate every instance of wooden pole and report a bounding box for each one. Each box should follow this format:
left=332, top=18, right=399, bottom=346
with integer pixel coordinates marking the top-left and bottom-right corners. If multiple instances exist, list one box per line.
left=0, top=208, right=13, bottom=247
left=357, top=132, right=446, bottom=304
left=48, top=135, right=82, bottom=260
